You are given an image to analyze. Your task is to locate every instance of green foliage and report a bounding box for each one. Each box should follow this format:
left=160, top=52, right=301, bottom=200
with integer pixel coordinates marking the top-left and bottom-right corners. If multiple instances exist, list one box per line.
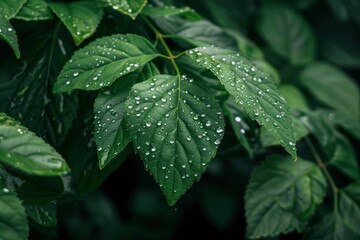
left=0, top=0, right=359, bottom=239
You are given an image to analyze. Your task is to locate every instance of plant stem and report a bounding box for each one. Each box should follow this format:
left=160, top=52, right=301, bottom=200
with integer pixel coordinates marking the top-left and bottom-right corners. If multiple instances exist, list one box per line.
left=142, top=16, right=181, bottom=77
left=305, top=137, right=338, bottom=195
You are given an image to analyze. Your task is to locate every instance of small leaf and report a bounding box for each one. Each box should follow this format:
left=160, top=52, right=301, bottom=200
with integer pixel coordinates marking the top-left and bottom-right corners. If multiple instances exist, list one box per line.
left=0, top=0, right=27, bottom=20
left=54, top=34, right=160, bottom=93
left=223, top=98, right=253, bottom=158
left=141, top=5, right=201, bottom=20
left=107, top=0, right=147, bottom=19
left=94, top=76, right=134, bottom=168
left=0, top=16, right=20, bottom=58
left=15, top=0, right=53, bottom=21
left=0, top=190, right=28, bottom=240
left=25, top=202, right=57, bottom=227
left=125, top=75, right=225, bottom=205
left=187, top=46, right=297, bottom=159
left=0, top=113, right=70, bottom=176
left=49, top=1, right=103, bottom=46
left=256, top=2, right=316, bottom=65
left=245, top=155, right=327, bottom=238
left=279, top=85, right=309, bottom=112
left=300, top=62, right=360, bottom=120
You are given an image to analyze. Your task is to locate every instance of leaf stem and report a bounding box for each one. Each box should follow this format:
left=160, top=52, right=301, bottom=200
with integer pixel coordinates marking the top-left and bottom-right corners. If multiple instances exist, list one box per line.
left=142, top=17, right=181, bottom=77
left=305, top=137, right=338, bottom=194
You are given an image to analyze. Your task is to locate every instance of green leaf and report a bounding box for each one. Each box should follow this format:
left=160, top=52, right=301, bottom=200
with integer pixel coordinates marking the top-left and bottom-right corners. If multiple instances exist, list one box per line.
left=94, top=64, right=159, bottom=168
left=225, top=29, right=264, bottom=59
left=223, top=98, right=253, bottom=158
left=49, top=1, right=103, bottom=46
left=245, top=155, right=327, bottom=238
left=125, top=75, right=225, bottom=205
left=0, top=113, right=70, bottom=176
left=339, top=181, right=360, bottom=235
left=24, top=202, right=57, bottom=227
left=187, top=46, right=297, bottom=160
left=172, top=20, right=237, bottom=49
left=0, top=16, right=20, bottom=58
left=300, top=62, right=360, bottom=120
left=256, top=2, right=316, bottom=65
left=54, top=34, right=160, bottom=93
left=330, top=135, right=359, bottom=180
left=0, top=0, right=26, bottom=20
left=107, top=0, right=147, bottom=19
left=15, top=0, right=53, bottom=21
left=62, top=104, right=129, bottom=195
left=94, top=77, right=133, bottom=168
left=141, top=5, right=201, bottom=20
left=279, top=85, right=309, bottom=112
left=0, top=190, right=28, bottom=240
left=327, top=0, right=349, bottom=21
left=0, top=23, right=78, bottom=147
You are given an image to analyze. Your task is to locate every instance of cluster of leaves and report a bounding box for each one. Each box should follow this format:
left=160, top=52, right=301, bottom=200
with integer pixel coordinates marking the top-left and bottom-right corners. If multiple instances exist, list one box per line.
left=0, top=0, right=359, bottom=239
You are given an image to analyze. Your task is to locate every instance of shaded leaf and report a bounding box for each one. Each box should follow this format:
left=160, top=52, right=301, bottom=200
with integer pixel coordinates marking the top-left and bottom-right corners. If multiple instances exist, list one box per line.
left=142, top=5, right=201, bottom=20
left=245, top=155, right=327, bottom=238
left=0, top=22, right=78, bottom=147
left=0, top=113, right=70, bottom=176
left=0, top=190, right=28, bottom=240
left=24, top=201, right=57, bottom=227
left=187, top=46, right=297, bottom=159
left=54, top=34, right=160, bottom=92
left=49, top=1, right=103, bottom=45
left=256, top=2, right=316, bottom=65
left=0, top=16, right=20, bottom=58
left=279, top=85, right=309, bottom=112
left=15, top=0, right=53, bottom=21
left=300, top=62, right=360, bottom=120
left=125, top=75, right=225, bottom=205
left=107, top=0, right=147, bottom=19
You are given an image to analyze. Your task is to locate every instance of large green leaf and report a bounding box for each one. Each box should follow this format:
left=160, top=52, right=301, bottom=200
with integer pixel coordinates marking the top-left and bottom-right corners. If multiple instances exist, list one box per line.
left=0, top=22, right=78, bottom=147
left=187, top=46, right=297, bottom=159
left=300, top=62, right=360, bottom=120
left=125, top=75, right=225, bottom=205
left=0, top=190, right=28, bottom=240
left=107, top=0, right=147, bottom=19
left=340, top=182, right=360, bottom=235
left=245, top=155, right=327, bottom=238
left=24, top=202, right=57, bottom=227
left=0, top=0, right=26, bottom=20
left=279, top=85, right=309, bottom=112
left=256, top=2, right=316, bottom=65
left=94, top=64, right=159, bottom=168
left=0, top=16, right=20, bottom=58
left=49, top=1, right=103, bottom=46
left=0, top=113, right=70, bottom=176
left=15, top=0, right=53, bottom=21
left=54, top=34, right=160, bottom=93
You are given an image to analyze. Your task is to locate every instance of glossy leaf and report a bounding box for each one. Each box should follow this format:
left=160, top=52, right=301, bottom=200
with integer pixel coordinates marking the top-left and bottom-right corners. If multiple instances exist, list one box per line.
left=256, top=2, right=316, bottom=65
left=94, top=77, right=134, bottom=168
left=187, top=46, right=297, bottom=159
left=0, top=0, right=26, bottom=20
left=25, top=202, right=57, bottom=227
left=49, top=1, right=103, bottom=46
left=0, top=113, right=70, bottom=176
left=15, top=0, right=53, bottom=21
left=300, top=62, right=360, bottom=120
left=0, top=16, right=20, bottom=58
left=0, top=190, right=28, bottom=240
left=245, top=155, right=327, bottom=238
left=339, top=181, right=360, bottom=235
left=0, top=23, right=78, bottom=147
left=125, top=75, right=225, bottom=205
left=141, top=5, right=201, bottom=20
left=54, top=34, right=160, bottom=93
left=107, top=0, right=147, bottom=19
